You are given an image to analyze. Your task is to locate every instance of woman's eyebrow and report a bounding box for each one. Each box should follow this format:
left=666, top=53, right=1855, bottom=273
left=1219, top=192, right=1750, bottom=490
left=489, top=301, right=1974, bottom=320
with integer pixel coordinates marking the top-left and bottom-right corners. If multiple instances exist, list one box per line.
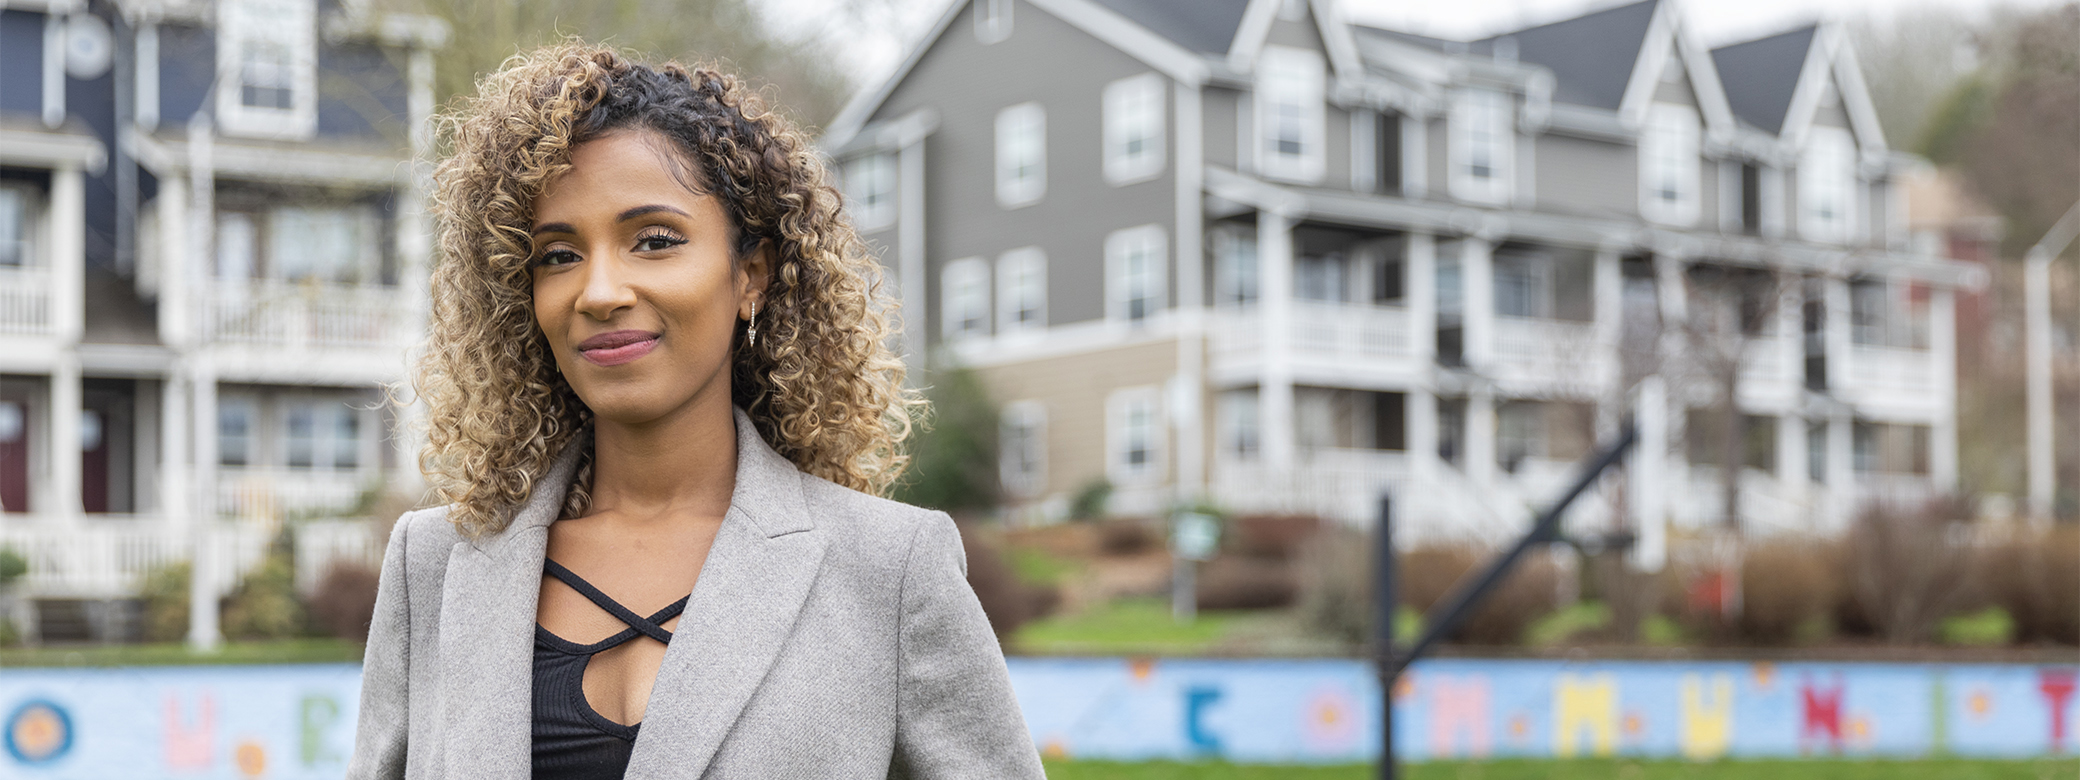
left=531, top=221, right=575, bottom=236
left=618, top=204, right=690, bottom=222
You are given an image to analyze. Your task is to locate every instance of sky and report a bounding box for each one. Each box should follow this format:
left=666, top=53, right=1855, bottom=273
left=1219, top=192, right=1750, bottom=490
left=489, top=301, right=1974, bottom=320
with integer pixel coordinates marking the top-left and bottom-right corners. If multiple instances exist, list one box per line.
left=766, top=0, right=2065, bottom=95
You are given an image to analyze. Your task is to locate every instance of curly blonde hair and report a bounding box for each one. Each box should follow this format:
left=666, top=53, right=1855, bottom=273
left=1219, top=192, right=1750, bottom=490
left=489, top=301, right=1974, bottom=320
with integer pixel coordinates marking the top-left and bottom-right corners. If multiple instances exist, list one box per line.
left=416, top=43, right=917, bottom=539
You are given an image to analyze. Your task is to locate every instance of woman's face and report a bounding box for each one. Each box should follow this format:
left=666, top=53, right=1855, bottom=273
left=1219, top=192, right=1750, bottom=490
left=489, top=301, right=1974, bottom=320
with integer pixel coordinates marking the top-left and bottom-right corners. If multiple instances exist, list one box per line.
left=529, top=129, right=767, bottom=428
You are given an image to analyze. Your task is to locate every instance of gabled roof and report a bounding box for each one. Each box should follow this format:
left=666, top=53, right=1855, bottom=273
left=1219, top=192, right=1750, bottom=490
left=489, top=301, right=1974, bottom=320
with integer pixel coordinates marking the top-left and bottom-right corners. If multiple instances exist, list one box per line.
left=1477, top=0, right=1659, bottom=111
left=1710, top=25, right=1815, bottom=134
left=1088, top=0, right=1251, bottom=55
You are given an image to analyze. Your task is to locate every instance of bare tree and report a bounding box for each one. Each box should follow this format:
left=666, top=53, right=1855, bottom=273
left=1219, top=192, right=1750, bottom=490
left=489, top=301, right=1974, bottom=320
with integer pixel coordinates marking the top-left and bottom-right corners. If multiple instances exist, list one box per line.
left=1674, top=264, right=1785, bottom=536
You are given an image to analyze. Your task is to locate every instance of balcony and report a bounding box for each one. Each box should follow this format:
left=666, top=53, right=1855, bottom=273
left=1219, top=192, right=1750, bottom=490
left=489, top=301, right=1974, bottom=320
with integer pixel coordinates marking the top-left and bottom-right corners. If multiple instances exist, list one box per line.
left=1209, top=302, right=1418, bottom=385
left=0, top=266, right=52, bottom=337
left=1843, top=344, right=1939, bottom=415
left=202, top=279, right=418, bottom=382
left=218, top=466, right=375, bottom=522
left=0, top=522, right=270, bottom=599
left=1212, top=448, right=1412, bottom=523
left=1488, top=316, right=1606, bottom=393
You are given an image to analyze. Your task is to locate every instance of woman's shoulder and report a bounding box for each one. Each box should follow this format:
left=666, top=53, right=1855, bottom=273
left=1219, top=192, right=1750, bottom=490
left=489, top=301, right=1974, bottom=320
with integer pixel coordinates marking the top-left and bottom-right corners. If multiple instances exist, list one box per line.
left=795, top=474, right=960, bottom=566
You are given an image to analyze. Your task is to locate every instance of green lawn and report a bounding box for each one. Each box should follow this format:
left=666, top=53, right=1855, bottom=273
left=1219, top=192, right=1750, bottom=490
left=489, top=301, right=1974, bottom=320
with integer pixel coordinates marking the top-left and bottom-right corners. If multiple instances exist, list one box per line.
left=1043, top=758, right=2080, bottom=780
left=0, top=638, right=365, bottom=668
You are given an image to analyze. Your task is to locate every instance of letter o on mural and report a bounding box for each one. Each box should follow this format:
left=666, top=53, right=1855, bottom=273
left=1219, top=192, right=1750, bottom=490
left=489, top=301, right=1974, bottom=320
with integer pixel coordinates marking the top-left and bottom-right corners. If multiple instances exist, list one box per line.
left=5, top=699, right=74, bottom=764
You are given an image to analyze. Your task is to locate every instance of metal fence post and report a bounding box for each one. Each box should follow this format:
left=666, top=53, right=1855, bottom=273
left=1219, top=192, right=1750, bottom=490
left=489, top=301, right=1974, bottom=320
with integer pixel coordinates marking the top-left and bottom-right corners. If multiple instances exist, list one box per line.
left=1375, top=495, right=1396, bottom=780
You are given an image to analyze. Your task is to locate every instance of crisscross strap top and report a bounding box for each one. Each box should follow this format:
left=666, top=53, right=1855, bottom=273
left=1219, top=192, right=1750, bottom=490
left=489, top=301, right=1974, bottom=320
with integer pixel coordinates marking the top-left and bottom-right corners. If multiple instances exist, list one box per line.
left=532, top=559, right=690, bottom=780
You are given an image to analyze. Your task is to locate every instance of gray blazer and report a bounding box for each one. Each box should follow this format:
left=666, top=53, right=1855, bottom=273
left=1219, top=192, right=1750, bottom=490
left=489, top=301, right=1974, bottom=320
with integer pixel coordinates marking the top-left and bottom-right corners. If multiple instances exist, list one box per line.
left=348, top=409, right=1046, bottom=779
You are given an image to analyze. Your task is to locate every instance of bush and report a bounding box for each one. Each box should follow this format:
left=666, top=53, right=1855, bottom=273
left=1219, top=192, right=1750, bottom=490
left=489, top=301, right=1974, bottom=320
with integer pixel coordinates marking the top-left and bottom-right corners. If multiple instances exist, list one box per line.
left=1738, top=537, right=1839, bottom=645
left=308, top=562, right=381, bottom=642
left=958, top=523, right=1056, bottom=638
left=139, top=562, right=191, bottom=643
left=1841, top=499, right=1973, bottom=644
left=222, top=550, right=305, bottom=640
left=1971, top=524, right=2080, bottom=645
left=890, top=365, right=999, bottom=514
left=1194, top=555, right=1296, bottom=610
left=1295, top=533, right=1560, bottom=647
left=0, top=547, right=26, bottom=586
left=1069, top=479, right=1112, bottom=521
left=1296, top=526, right=1372, bottom=646
left=1228, top=515, right=1321, bottom=560
left=1096, top=519, right=1158, bottom=556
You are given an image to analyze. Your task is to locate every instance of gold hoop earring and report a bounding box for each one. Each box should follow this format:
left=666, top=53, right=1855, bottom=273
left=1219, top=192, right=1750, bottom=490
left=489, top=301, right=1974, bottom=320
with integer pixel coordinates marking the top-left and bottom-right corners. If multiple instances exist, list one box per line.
left=747, top=301, right=760, bottom=348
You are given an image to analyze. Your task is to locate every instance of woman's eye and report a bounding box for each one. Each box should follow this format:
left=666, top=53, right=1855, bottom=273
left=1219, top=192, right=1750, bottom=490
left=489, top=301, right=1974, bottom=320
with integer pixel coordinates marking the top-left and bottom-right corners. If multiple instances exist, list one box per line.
left=635, top=233, right=688, bottom=252
left=534, top=249, right=580, bottom=267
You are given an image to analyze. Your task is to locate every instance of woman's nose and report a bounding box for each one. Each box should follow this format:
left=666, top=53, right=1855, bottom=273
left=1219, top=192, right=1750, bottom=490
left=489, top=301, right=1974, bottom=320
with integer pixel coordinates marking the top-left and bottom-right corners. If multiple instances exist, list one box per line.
left=576, top=250, right=638, bottom=320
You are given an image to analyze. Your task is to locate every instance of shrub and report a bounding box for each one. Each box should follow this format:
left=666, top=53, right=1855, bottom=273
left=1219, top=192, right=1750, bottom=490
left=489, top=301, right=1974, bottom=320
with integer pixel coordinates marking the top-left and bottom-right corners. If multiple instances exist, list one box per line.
left=1068, top=479, right=1112, bottom=521
left=1841, top=498, right=1973, bottom=644
left=308, top=562, right=381, bottom=642
left=1194, top=555, right=1296, bottom=610
left=1096, top=519, right=1158, bottom=556
left=1738, top=537, right=1839, bottom=645
left=139, top=562, right=191, bottom=643
left=222, top=550, right=305, bottom=640
left=1971, top=524, right=2080, bottom=645
left=1228, top=515, right=1321, bottom=560
left=1941, top=607, right=2016, bottom=646
left=1296, top=526, right=1372, bottom=646
left=890, top=365, right=999, bottom=513
left=1295, top=532, right=1559, bottom=647
left=0, top=547, right=26, bottom=586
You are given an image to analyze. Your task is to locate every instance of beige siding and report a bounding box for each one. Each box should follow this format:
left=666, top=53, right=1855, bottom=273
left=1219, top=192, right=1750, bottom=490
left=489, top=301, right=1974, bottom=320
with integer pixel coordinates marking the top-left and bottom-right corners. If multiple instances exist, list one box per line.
left=974, top=338, right=1179, bottom=503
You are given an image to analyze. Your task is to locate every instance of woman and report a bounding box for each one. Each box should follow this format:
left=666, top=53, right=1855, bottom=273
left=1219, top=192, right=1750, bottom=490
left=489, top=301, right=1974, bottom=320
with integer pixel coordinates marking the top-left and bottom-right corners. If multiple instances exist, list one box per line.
left=348, top=44, right=1045, bottom=779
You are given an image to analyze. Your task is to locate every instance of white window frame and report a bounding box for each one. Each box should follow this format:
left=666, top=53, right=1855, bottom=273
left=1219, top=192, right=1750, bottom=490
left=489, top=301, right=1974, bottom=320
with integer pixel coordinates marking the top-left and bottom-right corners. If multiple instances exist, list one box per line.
left=1448, top=87, right=1514, bottom=205
left=1799, top=126, right=1856, bottom=244
left=281, top=396, right=366, bottom=472
left=0, top=183, right=43, bottom=269
left=1639, top=102, right=1701, bottom=227
left=218, top=395, right=257, bottom=468
left=1211, top=225, right=1258, bottom=307
left=940, top=257, right=990, bottom=342
left=1103, top=73, right=1166, bottom=186
left=974, top=0, right=1012, bottom=44
left=842, top=152, right=897, bottom=232
left=996, top=247, right=1046, bottom=335
left=268, top=204, right=380, bottom=284
left=215, top=0, right=317, bottom=140
left=1217, top=388, right=1260, bottom=458
left=1106, top=224, right=1167, bottom=323
left=999, top=401, right=1047, bottom=499
left=995, top=103, right=1046, bottom=209
left=1107, top=386, right=1164, bottom=485
left=1254, top=46, right=1326, bottom=184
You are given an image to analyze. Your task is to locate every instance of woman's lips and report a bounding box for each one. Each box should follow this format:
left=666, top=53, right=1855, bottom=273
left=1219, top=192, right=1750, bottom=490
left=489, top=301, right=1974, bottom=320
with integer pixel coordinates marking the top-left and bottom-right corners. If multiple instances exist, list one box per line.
left=576, top=330, right=660, bottom=366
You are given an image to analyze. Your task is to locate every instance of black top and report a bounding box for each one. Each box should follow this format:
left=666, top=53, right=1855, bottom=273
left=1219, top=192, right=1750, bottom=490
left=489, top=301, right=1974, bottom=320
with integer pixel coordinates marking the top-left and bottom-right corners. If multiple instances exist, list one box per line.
left=532, top=559, right=689, bottom=780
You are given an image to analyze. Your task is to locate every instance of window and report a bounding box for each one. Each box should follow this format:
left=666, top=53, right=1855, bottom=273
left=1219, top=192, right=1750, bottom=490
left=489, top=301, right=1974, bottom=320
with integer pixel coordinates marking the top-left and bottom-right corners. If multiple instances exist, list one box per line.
left=1493, top=246, right=1594, bottom=321
left=1295, top=252, right=1347, bottom=302
left=270, top=206, right=379, bottom=283
left=995, top=103, right=1046, bottom=208
left=1218, top=389, right=1259, bottom=457
left=1640, top=103, right=1700, bottom=225
left=1255, top=47, right=1325, bottom=183
left=996, top=247, right=1046, bottom=334
left=286, top=403, right=316, bottom=469
left=1104, top=73, right=1166, bottom=185
left=1108, top=387, right=1162, bottom=484
left=217, top=212, right=258, bottom=279
left=218, top=400, right=254, bottom=467
left=0, top=186, right=31, bottom=267
left=283, top=399, right=363, bottom=471
left=1212, top=226, right=1258, bottom=306
left=1449, top=88, right=1513, bottom=204
left=1686, top=411, right=1778, bottom=474
left=1852, top=420, right=1930, bottom=475
left=334, top=408, right=360, bottom=470
left=842, top=153, right=896, bottom=231
left=1106, top=225, right=1166, bottom=322
left=1494, top=253, right=1550, bottom=318
left=941, top=258, right=990, bottom=341
left=1806, top=421, right=1827, bottom=483
left=975, top=0, right=1011, bottom=44
left=999, top=401, right=1046, bottom=498
left=1850, top=278, right=1931, bottom=349
left=1800, top=126, right=1856, bottom=243
left=216, top=0, right=315, bottom=139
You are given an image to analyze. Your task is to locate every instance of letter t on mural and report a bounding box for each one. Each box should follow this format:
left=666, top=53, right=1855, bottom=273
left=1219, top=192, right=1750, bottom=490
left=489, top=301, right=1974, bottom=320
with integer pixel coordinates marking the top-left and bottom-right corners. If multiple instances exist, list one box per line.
left=1680, top=673, right=1734, bottom=759
left=163, top=693, right=215, bottom=769
left=1553, top=673, right=1618, bottom=758
left=1428, top=674, right=1492, bottom=758
left=2042, top=669, right=2076, bottom=753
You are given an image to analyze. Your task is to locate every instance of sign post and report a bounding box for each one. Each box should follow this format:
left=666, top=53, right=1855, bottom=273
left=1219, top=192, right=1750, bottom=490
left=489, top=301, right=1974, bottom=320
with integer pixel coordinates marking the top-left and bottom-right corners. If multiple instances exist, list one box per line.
left=1171, top=511, right=1219, bottom=623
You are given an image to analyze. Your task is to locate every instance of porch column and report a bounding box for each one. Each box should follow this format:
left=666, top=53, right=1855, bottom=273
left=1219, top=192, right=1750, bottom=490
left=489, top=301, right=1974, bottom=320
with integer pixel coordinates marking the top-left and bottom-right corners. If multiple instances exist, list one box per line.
left=1826, top=409, right=1854, bottom=532
left=159, top=371, right=190, bottom=534
left=1776, top=413, right=1807, bottom=512
left=188, top=359, right=221, bottom=652
left=1407, top=231, right=1436, bottom=365
left=1408, top=389, right=1439, bottom=487
left=1467, top=388, right=1496, bottom=491
left=1929, top=287, right=1957, bottom=492
left=1259, top=209, right=1295, bottom=472
left=1592, top=247, right=1622, bottom=435
left=1628, top=376, right=1667, bottom=572
left=47, top=164, right=85, bottom=519
left=1461, top=237, right=1494, bottom=369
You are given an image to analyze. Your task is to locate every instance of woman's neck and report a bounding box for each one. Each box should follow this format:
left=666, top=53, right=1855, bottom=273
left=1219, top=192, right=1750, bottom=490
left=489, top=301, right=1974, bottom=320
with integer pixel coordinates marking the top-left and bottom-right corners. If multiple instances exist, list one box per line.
left=585, top=391, right=738, bottom=524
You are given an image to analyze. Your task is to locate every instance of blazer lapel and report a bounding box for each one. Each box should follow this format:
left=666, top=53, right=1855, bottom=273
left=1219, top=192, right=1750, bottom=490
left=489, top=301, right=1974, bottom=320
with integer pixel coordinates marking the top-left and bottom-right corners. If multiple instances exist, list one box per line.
left=438, top=432, right=588, bottom=780
left=625, top=408, right=829, bottom=779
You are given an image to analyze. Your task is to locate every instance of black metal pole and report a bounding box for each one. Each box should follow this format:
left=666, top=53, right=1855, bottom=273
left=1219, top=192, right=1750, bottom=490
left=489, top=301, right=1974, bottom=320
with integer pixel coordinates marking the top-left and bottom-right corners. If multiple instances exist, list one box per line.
left=1374, top=495, right=1396, bottom=780
left=1391, top=422, right=1638, bottom=677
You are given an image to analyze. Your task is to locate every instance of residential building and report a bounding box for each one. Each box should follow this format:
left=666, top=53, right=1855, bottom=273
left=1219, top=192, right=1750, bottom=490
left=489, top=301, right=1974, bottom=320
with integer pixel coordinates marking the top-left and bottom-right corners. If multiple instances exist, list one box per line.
left=823, top=0, right=1974, bottom=550
left=0, top=0, right=441, bottom=641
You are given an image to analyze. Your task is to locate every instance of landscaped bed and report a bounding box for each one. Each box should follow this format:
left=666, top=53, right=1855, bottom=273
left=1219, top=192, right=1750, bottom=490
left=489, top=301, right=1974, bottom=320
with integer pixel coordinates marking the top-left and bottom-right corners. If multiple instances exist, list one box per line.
left=1042, top=758, right=2080, bottom=780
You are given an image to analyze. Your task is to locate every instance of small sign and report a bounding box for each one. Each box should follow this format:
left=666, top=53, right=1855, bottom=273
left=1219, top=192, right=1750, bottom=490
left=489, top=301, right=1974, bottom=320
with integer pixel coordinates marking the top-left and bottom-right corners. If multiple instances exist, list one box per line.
left=1172, top=512, right=1219, bottom=562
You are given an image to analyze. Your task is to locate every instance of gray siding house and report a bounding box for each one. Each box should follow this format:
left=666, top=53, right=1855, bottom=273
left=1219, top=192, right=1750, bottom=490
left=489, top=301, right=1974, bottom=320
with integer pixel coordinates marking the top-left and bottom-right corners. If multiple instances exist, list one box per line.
left=0, top=0, right=442, bottom=642
left=825, top=0, right=1969, bottom=556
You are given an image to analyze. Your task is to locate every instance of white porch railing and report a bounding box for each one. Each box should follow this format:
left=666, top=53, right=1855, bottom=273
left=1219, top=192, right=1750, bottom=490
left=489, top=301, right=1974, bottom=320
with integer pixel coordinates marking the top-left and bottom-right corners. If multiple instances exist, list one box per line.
left=1207, top=301, right=1414, bottom=368
left=1848, top=345, right=1936, bottom=396
left=0, top=266, right=52, bottom=336
left=218, top=467, right=373, bottom=521
left=204, top=279, right=412, bottom=350
left=1211, top=448, right=1413, bottom=524
left=293, top=518, right=383, bottom=595
left=1738, top=334, right=1797, bottom=388
left=0, top=522, right=270, bottom=598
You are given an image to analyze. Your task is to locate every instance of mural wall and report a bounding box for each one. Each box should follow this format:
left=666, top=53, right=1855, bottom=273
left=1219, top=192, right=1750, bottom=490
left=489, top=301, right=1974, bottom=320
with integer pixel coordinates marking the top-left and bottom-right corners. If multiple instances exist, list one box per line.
left=1, top=659, right=2074, bottom=775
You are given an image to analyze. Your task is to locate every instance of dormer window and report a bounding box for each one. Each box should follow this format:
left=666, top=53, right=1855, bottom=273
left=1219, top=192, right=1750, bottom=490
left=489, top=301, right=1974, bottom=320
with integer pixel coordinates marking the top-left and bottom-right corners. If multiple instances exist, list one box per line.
left=216, top=0, right=316, bottom=139
left=1800, top=126, right=1856, bottom=243
left=1640, top=103, right=1700, bottom=226
left=1449, top=88, right=1513, bottom=204
left=1255, top=46, right=1325, bottom=183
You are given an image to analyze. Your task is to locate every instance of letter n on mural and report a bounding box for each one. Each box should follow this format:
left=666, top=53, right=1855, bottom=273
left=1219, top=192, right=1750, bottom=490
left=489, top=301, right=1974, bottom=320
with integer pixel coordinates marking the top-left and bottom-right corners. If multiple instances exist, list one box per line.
left=1679, top=673, right=1734, bottom=760
left=1428, top=674, right=1492, bottom=758
left=1553, top=673, right=1618, bottom=758
left=1801, top=674, right=1845, bottom=754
